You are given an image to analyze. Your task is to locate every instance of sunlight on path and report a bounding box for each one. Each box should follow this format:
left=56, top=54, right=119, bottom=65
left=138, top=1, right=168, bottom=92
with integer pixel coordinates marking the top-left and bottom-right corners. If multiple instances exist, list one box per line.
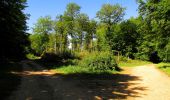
left=125, top=65, right=170, bottom=100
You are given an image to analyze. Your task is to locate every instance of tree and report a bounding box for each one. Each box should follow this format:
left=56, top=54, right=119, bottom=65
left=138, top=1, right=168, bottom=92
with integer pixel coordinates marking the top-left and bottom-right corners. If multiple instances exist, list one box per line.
left=29, top=33, right=44, bottom=55
left=63, top=3, right=81, bottom=50
left=85, top=20, right=97, bottom=52
left=96, top=23, right=110, bottom=51
left=137, top=0, right=170, bottom=61
left=0, top=0, right=30, bottom=62
left=112, top=19, right=139, bottom=58
left=32, top=16, right=53, bottom=55
left=54, top=15, right=68, bottom=52
left=75, top=13, right=89, bottom=51
left=96, top=4, right=125, bottom=51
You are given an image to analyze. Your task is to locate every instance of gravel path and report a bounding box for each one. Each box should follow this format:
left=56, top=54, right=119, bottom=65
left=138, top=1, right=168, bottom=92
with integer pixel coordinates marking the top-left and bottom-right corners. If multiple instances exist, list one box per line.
left=7, top=61, right=170, bottom=100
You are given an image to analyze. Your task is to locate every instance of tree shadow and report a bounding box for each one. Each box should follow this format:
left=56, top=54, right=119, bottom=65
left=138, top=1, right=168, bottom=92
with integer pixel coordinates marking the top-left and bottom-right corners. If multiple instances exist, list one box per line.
left=0, top=62, right=22, bottom=100
left=33, top=58, right=77, bottom=70
left=3, top=61, right=147, bottom=100
left=48, top=72, right=148, bottom=100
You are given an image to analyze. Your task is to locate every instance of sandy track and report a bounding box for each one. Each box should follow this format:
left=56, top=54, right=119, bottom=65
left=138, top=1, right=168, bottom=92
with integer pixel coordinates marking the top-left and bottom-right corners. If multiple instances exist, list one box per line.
left=7, top=61, right=170, bottom=100
left=125, top=65, right=170, bottom=100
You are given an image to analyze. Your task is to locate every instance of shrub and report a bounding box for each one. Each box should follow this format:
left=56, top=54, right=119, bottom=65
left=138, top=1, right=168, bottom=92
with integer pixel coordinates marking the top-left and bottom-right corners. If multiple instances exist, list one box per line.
left=26, top=53, right=40, bottom=60
left=41, top=51, right=77, bottom=62
left=79, top=52, right=118, bottom=71
left=119, top=56, right=129, bottom=62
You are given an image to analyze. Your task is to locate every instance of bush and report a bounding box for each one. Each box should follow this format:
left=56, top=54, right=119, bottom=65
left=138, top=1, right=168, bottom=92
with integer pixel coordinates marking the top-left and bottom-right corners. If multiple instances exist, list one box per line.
left=41, top=51, right=78, bottom=65
left=79, top=52, right=118, bottom=71
left=119, top=56, right=129, bottom=62
left=26, top=53, right=40, bottom=60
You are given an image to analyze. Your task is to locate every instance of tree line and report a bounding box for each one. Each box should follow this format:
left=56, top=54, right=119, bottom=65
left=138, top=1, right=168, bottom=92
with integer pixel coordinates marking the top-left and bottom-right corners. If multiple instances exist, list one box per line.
left=30, top=0, right=170, bottom=62
left=0, top=0, right=169, bottom=63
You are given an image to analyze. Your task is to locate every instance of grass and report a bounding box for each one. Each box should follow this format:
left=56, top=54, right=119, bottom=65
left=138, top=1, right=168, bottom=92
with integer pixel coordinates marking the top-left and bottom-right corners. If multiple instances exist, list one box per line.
left=118, top=59, right=152, bottom=67
left=49, top=59, right=152, bottom=74
left=51, top=65, right=118, bottom=74
left=156, top=63, right=170, bottom=76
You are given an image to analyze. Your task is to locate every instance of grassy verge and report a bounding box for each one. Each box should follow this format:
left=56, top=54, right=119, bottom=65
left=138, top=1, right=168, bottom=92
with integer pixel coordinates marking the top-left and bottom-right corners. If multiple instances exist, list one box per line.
left=51, top=65, right=118, bottom=75
left=48, top=59, right=152, bottom=74
left=118, top=59, right=152, bottom=67
left=156, top=63, right=170, bottom=76
left=0, top=62, right=22, bottom=100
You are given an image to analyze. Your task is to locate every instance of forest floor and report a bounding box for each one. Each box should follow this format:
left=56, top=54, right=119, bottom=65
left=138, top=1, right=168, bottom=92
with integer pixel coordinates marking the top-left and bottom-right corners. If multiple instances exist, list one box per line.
left=6, top=60, right=170, bottom=100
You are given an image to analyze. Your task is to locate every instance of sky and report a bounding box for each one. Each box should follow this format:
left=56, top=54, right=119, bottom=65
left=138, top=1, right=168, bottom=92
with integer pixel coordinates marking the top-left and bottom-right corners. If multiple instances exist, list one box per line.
left=24, top=0, right=139, bottom=33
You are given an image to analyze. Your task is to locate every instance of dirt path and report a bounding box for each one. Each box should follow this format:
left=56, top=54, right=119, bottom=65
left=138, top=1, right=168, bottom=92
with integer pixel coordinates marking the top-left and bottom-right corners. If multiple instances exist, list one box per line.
left=7, top=61, right=170, bottom=100
left=124, top=65, right=170, bottom=100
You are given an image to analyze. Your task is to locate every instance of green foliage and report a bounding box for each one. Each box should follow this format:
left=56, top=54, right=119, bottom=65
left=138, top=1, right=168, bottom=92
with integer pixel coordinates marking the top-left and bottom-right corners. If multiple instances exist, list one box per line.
left=96, top=4, right=125, bottom=24
left=54, top=65, right=89, bottom=74
left=111, top=19, right=139, bottom=58
left=157, top=63, right=170, bottom=75
left=79, top=52, right=118, bottom=71
left=30, top=16, right=53, bottom=55
left=96, top=4, right=126, bottom=51
left=54, top=65, right=118, bottom=74
left=0, top=0, right=30, bottom=61
left=41, top=51, right=77, bottom=63
left=96, top=24, right=110, bottom=51
left=85, top=20, right=97, bottom=51
left=26, top=53, right=40, bottom=60
left=29, top=33, right=44, bottom=55
left=28, top=1, right=170, bottom=64
left=119, top=59, right=151, bottom=67
left=137, top=0, right=170, bottom=61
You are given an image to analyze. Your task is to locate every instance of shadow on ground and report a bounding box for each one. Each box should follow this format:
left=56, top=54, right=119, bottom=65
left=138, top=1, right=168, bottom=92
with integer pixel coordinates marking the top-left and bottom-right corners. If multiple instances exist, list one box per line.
left=3, top=60, right=148, bottom=100
left=24, top=60, right=147, bottom=99
left=50, top=73, right=147, bottom=99
left=0, top=62, right=22, bottom=100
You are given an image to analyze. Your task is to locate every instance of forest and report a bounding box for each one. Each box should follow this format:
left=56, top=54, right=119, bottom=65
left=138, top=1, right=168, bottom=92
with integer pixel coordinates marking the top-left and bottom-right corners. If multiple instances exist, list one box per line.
left=28, top=0, right=170, bottom=68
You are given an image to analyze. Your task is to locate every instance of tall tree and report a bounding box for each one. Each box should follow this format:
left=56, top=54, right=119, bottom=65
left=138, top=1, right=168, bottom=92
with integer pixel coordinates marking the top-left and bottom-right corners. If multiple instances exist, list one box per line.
left=63, top=3, right=81, bottom=50
left=54, top=15, right=68, bottom=52
left=75, top=13, right=89, bottom=51
left=0, top=0, right=30, bottom=61
left=32, top=16, right=53, bottom=55
left=85, top=20, right=97, bottom=51
left=96, top=4, right=125, bottom=51
left=111, top=19, right=139, bottom=58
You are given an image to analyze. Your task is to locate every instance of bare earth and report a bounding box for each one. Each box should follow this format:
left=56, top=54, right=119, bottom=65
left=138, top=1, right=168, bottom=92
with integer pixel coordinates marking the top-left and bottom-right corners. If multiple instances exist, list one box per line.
left=7, top=61, right=170, bottom=100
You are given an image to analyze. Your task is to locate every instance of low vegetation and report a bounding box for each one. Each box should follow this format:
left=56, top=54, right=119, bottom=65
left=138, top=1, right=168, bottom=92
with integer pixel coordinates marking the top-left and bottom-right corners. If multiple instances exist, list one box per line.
left=119, top=59, right=152, bottom=67
left=79, top=52, right=118, bottom=71
left=41, top=51, right=119, bottom=74
left=157, top=63, right=170, bottom=76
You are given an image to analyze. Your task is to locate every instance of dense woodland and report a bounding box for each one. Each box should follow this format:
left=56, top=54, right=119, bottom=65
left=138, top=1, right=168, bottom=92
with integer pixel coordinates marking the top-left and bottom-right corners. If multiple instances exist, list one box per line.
left=0, top=0, right=30, bottom=62
left=0, top=0, right=170, bottom=70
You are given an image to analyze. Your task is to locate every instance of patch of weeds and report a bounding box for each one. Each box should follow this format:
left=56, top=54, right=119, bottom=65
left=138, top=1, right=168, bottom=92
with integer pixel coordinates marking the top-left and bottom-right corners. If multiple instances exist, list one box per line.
left=157, top=63, right=170, bottom=75
left=119, top=59, right=152, bottom=67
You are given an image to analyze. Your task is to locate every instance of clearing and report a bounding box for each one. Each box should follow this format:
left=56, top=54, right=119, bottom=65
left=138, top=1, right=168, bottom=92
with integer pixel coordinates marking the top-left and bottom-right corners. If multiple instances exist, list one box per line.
left=6, top=60, right=170, bottom=100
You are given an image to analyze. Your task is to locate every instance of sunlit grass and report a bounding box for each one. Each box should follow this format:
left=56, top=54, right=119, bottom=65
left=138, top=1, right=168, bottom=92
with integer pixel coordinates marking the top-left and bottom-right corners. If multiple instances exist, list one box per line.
left=118, top=59, right=152, bottom=67
left=51, top=59, right=152, bottom=74
left=156, top=63, right=170, bottom=76
left=52, top=65, right=118, bottom=74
